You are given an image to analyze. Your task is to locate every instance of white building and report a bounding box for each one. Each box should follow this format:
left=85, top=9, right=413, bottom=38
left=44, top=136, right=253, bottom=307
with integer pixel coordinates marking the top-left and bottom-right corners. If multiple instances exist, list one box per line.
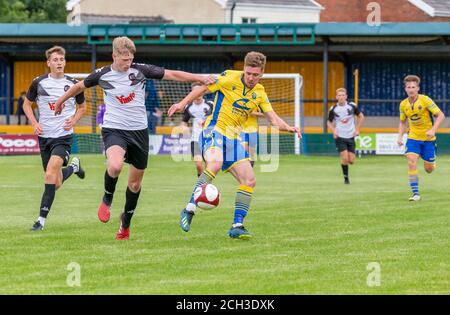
left=223, top=0, right=323, bottom=24
left=67, top=0, right=323, bottom=25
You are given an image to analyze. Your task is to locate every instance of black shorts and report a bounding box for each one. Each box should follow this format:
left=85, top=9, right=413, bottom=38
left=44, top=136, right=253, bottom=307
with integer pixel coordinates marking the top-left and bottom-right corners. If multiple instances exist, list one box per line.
left=102, top=128, right=149, bottom=169
left=335, top=137, right=356, bottom=153
left=191, top=141, right=201, bottom=158
left=38, top=135, right=73, bottom=171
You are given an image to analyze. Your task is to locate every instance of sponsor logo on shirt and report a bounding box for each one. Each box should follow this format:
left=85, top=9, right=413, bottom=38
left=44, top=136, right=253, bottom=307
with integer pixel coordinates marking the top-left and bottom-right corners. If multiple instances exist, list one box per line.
left=48, top=102, right=63, bottom=111
left=232, top=99, right=251, bottom=111
left=232, top=99, right=251, bottom=117
left=116, top=93, right=136, bottom=104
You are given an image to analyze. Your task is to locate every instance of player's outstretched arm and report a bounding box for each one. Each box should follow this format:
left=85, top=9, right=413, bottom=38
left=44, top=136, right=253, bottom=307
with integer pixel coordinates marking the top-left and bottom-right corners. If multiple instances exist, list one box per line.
left=54, top=81, right=87, bottom=115
left=163, top=70, right=216, bottom=85
left=264, top=110, right=301, bottom=139
left=23, top=97, right=42, bottom=135
left=168, top=85, right=209, bottom=117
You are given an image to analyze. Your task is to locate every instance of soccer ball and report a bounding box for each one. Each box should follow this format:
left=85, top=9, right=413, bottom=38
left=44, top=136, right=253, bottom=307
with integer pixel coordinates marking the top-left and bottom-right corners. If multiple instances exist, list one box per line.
left=194, top=183, right=220, bottom=210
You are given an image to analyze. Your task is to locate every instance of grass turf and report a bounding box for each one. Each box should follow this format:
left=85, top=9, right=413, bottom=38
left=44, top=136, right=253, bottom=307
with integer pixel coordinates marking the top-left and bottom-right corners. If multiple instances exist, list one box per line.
left=0, top=154, right=448, bottom=294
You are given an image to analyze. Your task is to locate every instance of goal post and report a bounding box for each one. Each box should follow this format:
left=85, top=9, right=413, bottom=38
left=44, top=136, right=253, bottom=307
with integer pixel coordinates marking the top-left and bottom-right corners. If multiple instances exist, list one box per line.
left=67, top=72, right=303, bottom=155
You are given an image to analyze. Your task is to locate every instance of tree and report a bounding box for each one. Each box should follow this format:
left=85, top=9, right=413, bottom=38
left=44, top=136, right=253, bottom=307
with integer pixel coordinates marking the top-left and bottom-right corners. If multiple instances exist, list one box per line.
left=24, top=0, right=68, bottom=22
left=0, top=0, right=29, bottom=22
left=0, top=0, right=67, bottom=23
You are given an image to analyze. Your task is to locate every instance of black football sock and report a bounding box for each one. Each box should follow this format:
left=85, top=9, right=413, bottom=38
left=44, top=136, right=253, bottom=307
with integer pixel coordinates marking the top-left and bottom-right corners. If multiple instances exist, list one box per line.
left=39, top=184, right=56, bottom=219
left=122, top=187, right=141, bottom=229
left=103, top=171, right=118, bottom=206
left=250, top=161, right=255, bottom=168
left=62, top=166, right=74, bottom=183
left=341, top=164, right=349, bottom=179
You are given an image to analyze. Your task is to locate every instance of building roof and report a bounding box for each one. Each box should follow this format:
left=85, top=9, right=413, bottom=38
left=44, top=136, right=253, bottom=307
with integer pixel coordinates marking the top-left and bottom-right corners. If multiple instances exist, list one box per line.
left=226, top=0, right=323, bottom=8
left=409, top=0, right=450, bottom=17
left=77, top=14, right=172, bottom=24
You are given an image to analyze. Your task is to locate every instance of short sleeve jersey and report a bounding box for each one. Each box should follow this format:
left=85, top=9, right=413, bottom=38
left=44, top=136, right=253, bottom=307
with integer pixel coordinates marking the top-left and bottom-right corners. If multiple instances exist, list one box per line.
left=26, top=74, right=85, bottom=138
left=328, top=102, right=361, bottom=139
left=204, top=70, right=273, bottom=139
left=399, top=94, right=441, bottom=141
left=84, top=63, right=165, bottom=130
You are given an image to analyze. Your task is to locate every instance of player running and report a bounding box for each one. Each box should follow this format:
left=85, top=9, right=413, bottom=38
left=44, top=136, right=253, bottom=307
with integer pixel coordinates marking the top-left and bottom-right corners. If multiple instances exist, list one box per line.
left=327, top=88, right=364, bottom=184
left=54, top=37, right=214, bottom=240
left=168, top=51, right=301, bottom=240
left=397, top=75, right=445, bottom=201
left=23, top=46, right=86, bottom=231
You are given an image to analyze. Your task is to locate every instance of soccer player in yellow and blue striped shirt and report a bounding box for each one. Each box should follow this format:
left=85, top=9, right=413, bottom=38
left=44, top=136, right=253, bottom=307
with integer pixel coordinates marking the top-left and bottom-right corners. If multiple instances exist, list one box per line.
left=397, top=75, right=445, bottom=201
left=168, top=52, right=301, bottom=239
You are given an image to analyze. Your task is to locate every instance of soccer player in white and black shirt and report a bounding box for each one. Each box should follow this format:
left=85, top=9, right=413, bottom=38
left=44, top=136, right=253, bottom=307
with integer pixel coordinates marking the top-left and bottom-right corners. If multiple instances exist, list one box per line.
left=180, top=83, right=213, bottom=176
left=23, top=46, right=86, bottom=231
left=54, top=37, right=215, bottom=240
left=327, top=88, right=365, bottom=184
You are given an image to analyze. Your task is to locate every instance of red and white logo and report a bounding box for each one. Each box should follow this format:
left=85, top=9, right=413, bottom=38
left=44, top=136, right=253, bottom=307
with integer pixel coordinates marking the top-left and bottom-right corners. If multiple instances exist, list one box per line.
left=116, top=93, right=136, bottom=104
left=48, top=102, right=64, bottom=111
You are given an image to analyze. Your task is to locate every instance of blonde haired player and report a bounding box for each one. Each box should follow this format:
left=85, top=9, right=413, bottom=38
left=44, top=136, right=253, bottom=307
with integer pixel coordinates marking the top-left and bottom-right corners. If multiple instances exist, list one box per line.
left=169, top=51, right=301, bottom=239
left=397, top=75, right=445, bottom=201
left=54, top=37, right=215, bottom=240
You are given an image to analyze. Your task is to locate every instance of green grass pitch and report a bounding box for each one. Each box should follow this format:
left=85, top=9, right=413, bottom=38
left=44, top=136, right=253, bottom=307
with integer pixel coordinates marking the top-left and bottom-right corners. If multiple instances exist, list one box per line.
left=0, top=154, right=448, bottom=294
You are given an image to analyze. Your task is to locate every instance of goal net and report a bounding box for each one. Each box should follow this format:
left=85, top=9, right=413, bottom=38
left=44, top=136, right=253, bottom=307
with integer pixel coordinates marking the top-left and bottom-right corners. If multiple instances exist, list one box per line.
left=67, top=73, right=303, bottom=155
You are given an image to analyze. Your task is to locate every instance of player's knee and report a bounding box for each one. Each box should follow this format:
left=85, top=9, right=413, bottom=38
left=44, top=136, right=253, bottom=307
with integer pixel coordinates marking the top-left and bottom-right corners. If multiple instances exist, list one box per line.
left=407, top=159, right=417, bottom=169
left=128, top=181, right=141, bottom=192
left=44, top=171, right=57, bottom=184
left=242, top=177, right=256, bottom=188
left=206, top=162, right=222, bottom=174
left=425, top=165, right=435, bottom=173
left=108, top=162, right=123, bottom=177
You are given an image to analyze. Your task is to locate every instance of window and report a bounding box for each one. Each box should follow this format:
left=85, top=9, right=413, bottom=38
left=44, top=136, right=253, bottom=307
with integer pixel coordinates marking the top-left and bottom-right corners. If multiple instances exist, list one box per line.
left=242, top=17, right=257, bottom=24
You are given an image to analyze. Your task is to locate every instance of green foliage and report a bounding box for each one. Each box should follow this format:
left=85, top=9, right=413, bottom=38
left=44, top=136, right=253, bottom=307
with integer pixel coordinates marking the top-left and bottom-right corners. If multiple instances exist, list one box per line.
left=0, top=0, right=67, bottom=23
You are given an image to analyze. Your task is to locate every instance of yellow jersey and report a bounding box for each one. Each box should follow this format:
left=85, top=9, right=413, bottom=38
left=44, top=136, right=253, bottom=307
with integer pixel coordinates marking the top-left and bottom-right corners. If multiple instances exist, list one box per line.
left=204, top=70, right=272, bottom=139
left=399, top=94, right=441, bottom=141
left=242, top=107, right=260, bottom=133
